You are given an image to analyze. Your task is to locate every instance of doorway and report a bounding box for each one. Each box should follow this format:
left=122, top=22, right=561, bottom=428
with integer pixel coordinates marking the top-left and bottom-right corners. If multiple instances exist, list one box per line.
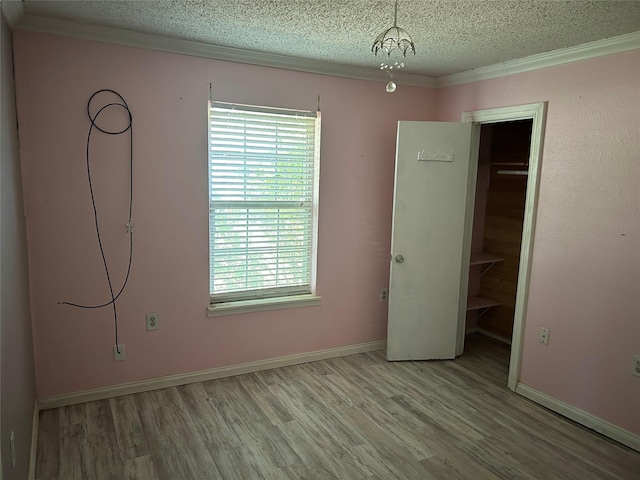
left=465, top=121, right=532, bottom=351
left=460, top=103, right=547, bottom=391
left=385, top=103, right=546, bottom=392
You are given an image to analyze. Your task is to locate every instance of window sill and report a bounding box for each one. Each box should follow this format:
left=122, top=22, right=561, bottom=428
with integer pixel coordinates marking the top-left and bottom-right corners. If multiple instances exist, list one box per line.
left=207, top=294, right=321, bottom=317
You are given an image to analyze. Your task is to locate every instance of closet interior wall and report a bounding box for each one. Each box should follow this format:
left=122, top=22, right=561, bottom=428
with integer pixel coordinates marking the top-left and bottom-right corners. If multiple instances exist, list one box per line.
left=467, top=121, right=532, bottom=343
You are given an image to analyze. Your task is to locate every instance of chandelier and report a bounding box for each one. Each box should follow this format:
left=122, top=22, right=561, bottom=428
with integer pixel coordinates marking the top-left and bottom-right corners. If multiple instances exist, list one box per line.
left=371, top=0, right=416, bottom=92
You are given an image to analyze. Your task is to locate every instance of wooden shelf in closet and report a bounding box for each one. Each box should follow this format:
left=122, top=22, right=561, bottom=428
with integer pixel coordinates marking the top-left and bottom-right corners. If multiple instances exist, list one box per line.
left=470, top=252, right=504, bottom=266
left=489, top=162, right=528, bottom=167
left=470, top=252, right=504, bottom=278
left=467, top=252, right=504, bottom=313
left=466, top=296, right=501, bottom=311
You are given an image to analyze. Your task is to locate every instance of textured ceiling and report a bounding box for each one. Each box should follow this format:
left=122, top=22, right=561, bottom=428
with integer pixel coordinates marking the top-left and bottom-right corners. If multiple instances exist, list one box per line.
left=19, top=0, right=640, bottom=77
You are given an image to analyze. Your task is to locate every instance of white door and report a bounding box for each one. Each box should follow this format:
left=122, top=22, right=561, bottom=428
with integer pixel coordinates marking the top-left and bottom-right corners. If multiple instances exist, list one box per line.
left=387, top=121, right=479, bottom=360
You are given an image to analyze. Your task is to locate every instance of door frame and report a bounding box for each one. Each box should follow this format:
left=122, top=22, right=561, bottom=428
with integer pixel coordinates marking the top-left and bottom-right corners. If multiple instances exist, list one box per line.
left=459, top=102, right=547, bottom=392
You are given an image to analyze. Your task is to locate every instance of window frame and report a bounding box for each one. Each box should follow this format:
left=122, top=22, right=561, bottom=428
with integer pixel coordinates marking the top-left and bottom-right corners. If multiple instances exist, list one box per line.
left=207, top=101, right=321, bottom=316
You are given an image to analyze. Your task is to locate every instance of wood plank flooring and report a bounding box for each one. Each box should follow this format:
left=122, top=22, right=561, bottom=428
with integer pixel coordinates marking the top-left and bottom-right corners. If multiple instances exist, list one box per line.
left=36, top=335, right=640, bottom=479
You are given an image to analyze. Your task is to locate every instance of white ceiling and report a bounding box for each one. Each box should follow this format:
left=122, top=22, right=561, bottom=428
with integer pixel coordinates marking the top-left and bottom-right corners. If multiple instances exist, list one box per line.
left=10, top=0, right=640, bottom=78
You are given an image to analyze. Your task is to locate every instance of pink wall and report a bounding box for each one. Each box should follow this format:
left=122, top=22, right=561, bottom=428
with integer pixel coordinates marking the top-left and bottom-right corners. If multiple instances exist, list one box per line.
left=437, top=51, right=640, bottom=435
left=12, top=28, right=640, bottom=438
left=13, top=31, right=436, bottom=398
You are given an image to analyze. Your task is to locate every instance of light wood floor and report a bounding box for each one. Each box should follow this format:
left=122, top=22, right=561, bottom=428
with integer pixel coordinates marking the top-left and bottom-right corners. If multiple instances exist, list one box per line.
left=36, top=334, right=640, bottom=479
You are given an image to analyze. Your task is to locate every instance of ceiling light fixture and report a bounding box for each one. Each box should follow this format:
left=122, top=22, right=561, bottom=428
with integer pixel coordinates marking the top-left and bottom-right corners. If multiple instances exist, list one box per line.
left=371, top=0, right=416, bottom=93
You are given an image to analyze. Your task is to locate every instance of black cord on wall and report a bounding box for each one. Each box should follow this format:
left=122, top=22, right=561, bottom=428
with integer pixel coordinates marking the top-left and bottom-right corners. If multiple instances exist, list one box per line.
left=59, top=90, right=134, bottom=353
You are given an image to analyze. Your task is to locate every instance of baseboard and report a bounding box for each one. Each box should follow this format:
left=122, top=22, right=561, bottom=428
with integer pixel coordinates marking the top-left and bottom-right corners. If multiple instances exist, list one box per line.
left=38, top=339, right=386, bottom=410
left=516, top=383, right=640, bottom=452
left=465, top=327, right=512, bottom=345
left=28, top=400, right=38, bottom=480
left=477, top=328, right=512, bottom=345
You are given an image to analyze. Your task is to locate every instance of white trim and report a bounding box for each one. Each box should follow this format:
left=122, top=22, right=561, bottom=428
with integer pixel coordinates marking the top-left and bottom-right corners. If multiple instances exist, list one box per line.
left=438, top=31, right=640, bottom=87
left=476, top=328, right=512, bottom=345
left=38, top=339, right=386, bottom=410
left=15, top=14, right=435, bottom=88
left=461, top=102, right=547, bottom=393
left=516, top=383, right=640, bottom=453
left=456, top=124, right=481, bottom=357
left=464, top=328, right=512, bottom=345
left=13, top=14, right=639, bottom=88
left=27, top=400, right=38, bottom=480
left=207, top=294, right=321, bottom=317
left=1, top=1, right=24, bottom=28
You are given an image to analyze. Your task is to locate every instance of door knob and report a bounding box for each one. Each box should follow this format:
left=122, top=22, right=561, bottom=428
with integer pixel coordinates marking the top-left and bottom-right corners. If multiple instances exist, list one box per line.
left=395, top=254, right=405, bottom=263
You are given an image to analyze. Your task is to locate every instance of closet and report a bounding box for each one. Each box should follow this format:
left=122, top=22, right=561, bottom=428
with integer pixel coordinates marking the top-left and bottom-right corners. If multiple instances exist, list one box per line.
left=466, top=120, right=533, bottom=343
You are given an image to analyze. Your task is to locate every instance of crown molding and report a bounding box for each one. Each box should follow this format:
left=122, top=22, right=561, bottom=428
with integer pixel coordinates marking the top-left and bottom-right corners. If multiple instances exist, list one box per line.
left=437, top=31, right=640, bottom=87
left=14, top=14, right=639, bottom=89
left=1, top=0, right=25, bottom=28
left=15, top=14, right=437, bottom=88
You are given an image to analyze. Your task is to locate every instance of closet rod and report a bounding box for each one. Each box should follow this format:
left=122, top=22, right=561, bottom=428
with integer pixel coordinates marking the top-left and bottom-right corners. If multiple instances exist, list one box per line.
left=497, top=170, right=528, bottom=176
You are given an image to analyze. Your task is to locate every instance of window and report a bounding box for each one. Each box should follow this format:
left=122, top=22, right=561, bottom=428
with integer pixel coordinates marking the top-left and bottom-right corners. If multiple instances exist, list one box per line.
left=208, top=101, right=320, bottom=312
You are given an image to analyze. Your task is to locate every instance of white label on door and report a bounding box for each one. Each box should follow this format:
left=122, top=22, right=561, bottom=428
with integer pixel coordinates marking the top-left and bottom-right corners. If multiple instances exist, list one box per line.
left=417, top=151, right=454, bottom=162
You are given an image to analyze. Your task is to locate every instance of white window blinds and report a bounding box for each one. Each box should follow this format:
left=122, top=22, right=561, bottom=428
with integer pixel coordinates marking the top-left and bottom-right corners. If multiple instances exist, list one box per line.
left=208, top=102, right=320, bottom=303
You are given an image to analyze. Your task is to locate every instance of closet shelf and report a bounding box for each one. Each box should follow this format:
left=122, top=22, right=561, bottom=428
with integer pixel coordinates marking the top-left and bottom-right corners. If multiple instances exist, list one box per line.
left=470, top=252, right=504, bottom=266
left=467, top=252, right=503, bottom=318
left=470, top=252, right=504, bottom=277
left=467, top=296, right=501, bottom=311
left=489, top=162, right=528, bottom=166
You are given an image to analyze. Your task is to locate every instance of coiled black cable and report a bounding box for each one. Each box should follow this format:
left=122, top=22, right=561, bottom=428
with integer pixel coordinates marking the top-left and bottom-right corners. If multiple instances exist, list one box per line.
left=59, top=90, right=134, bottom=353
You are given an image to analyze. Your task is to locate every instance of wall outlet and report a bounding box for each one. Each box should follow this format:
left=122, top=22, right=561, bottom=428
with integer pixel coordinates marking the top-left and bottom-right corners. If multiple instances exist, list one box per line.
left=633, top=356, right=640, bottom=378
left=10, top=430, right=16, bottom=470
left=146, top=312, right=159, bottom=331
left=538, top=327, right=550, bottom=345
left=113, top=344, right=126, bottom=361
left=380, top=288, right=388, bottom=302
